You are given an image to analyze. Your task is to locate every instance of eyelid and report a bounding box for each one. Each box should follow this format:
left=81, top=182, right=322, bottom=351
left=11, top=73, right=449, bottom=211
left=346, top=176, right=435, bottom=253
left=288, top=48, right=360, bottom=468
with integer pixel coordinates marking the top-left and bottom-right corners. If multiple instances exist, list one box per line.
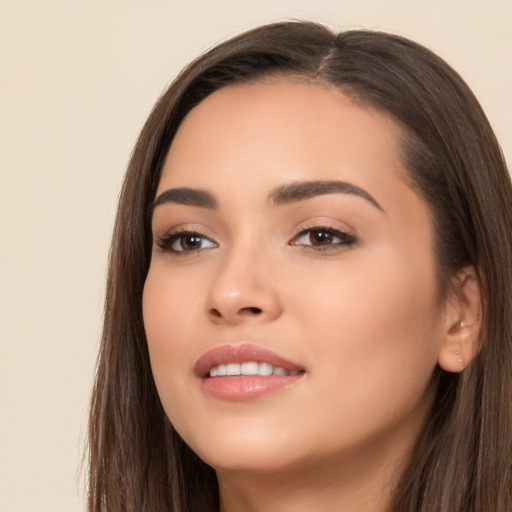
left=291, top=217, right=355, bottom=238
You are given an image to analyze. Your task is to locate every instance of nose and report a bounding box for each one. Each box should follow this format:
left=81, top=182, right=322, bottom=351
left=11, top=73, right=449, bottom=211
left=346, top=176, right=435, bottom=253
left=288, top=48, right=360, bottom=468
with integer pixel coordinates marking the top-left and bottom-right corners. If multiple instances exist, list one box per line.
left=206, top=243, right=283, bottom=325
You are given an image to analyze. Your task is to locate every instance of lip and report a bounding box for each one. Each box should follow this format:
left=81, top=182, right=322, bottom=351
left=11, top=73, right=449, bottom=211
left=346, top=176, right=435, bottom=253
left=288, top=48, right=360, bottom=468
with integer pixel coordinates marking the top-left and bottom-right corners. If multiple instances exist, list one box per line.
left=194, top=343, right=304, bottom=377
left=194, top=344, right=306, bottom=400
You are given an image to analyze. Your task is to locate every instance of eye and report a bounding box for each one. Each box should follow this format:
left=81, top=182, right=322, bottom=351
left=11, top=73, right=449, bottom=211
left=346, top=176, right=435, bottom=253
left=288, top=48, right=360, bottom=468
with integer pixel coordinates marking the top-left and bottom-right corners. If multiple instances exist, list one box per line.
left=290, top=226, right=356, bottom=251
left=157, top=230, right=217, bottom=253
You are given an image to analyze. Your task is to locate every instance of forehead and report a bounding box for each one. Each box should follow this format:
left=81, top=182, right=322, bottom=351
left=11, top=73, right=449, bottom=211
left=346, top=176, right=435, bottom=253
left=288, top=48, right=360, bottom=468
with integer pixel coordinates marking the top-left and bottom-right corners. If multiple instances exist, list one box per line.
left=172, top=79, right=402, bottom=153
left=159, top=80, right=409, bottom=209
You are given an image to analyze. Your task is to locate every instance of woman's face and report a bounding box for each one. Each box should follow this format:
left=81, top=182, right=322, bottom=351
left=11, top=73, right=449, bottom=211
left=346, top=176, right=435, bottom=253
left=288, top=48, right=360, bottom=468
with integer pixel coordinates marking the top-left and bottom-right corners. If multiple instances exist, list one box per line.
left=143, top=81, right=446, bottom=476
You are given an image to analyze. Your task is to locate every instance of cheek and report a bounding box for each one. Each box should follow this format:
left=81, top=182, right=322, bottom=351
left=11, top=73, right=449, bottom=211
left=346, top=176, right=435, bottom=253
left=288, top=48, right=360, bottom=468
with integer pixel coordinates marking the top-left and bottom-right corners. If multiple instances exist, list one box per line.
left=290, top=249, right=442, bottom=420
left=294, top=248, right=440, bottom=347
left=143, top=269, right=200, bottom=346
left=142, top=267, right=204, bottom=414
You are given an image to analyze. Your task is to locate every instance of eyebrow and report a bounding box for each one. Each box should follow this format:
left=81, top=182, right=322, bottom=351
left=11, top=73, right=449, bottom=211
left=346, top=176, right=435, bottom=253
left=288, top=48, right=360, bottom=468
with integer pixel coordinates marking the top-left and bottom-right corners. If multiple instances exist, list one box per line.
left=269, top=180, right=384, bottom=211
left=151, top=187, right=218, bottom=211
left=151, top=179, right=384, bottom=214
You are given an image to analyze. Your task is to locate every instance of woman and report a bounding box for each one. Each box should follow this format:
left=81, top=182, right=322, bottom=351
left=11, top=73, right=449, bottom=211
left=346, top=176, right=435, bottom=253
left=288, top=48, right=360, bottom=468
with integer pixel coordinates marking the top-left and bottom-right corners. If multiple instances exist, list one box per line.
left=87, top=21, right=512, bottom=512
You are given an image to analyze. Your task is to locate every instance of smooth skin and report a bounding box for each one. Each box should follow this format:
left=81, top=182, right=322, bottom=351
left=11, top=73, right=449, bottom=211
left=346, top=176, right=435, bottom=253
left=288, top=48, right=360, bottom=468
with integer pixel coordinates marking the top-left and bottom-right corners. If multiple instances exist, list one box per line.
left=143, top=81, right=480, bottom=512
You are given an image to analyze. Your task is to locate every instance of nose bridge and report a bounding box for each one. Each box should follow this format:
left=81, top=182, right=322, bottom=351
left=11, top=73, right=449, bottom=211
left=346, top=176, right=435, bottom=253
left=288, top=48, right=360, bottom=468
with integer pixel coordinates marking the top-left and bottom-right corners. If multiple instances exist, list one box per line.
left=206, top=233, right=282, bottom=324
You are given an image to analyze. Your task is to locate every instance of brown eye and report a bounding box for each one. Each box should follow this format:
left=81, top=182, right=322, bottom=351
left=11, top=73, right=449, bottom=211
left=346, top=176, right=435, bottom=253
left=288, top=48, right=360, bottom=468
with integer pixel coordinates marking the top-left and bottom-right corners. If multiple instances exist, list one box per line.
left=309, top=230, right=335, bottom=246
left=175, top=234, right=204, bottom=251
left=157, top=231, right=217, bottom=253
left=290, top=226, right=356, bottom=251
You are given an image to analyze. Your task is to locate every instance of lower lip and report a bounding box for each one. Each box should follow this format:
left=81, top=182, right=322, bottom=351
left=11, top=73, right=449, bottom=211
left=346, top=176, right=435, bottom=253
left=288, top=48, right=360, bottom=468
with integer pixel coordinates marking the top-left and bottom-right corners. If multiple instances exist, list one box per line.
left=201, top=374, right=304, bottom=400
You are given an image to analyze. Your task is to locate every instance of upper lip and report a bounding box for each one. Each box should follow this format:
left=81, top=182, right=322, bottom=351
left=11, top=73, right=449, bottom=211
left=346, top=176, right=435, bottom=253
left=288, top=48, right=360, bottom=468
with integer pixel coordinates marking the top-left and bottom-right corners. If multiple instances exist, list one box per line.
left=194, top=343, right=305, bottom=377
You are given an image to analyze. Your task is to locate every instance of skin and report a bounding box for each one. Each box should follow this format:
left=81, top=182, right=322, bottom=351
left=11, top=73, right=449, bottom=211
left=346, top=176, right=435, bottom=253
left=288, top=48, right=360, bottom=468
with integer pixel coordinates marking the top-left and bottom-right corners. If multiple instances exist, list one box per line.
left=143, top=81, right=463, bottom=511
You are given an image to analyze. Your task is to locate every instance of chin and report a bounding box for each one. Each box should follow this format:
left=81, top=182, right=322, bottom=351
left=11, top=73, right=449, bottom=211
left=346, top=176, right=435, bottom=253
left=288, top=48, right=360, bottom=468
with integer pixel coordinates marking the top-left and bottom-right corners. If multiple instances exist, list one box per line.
left=183, top=423, right=305, bottom=474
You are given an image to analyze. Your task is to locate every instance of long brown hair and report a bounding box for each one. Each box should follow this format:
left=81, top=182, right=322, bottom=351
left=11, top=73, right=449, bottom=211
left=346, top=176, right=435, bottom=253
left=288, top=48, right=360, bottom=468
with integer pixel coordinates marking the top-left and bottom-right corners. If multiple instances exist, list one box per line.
left=88, top=21, right=512, bottom=511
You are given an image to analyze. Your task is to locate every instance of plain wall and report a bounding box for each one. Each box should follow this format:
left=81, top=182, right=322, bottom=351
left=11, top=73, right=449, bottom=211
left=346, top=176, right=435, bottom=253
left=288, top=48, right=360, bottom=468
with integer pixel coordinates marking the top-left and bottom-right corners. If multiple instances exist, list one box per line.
left=0, top=1, right=510, bottom=511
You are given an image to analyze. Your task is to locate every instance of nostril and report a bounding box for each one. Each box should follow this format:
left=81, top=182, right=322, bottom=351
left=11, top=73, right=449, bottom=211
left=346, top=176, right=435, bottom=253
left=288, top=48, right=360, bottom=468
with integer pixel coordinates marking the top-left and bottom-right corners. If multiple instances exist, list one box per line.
left=242, top=307, right=263, bottom=315
left=207, top=305, right=267, bottom=322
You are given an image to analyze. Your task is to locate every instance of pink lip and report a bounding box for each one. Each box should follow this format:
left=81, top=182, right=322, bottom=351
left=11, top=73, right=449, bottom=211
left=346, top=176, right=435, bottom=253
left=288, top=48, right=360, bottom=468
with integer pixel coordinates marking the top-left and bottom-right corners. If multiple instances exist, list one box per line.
left=194, top=343, right=304, bottom=377
left=194, top=344, right=305, bottom=401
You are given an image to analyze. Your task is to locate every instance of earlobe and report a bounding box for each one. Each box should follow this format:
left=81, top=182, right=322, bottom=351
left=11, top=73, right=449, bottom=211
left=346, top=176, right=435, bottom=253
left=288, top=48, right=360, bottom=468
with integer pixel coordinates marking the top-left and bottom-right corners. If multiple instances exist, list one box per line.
left=437, top=267, right=482, bottom=373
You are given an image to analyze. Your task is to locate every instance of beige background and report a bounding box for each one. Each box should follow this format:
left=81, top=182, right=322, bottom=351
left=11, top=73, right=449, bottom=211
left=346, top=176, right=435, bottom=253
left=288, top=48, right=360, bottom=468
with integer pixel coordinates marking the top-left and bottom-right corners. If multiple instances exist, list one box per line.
left=0, top=1, right=510, bottom=511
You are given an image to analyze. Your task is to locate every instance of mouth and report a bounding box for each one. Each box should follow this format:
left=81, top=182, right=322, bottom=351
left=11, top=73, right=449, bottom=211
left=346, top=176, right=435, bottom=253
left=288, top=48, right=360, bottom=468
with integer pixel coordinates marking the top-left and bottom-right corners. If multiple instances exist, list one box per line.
left=208, top=361, right=301, bottom=377
left=195, top=344, right=306, bottom=400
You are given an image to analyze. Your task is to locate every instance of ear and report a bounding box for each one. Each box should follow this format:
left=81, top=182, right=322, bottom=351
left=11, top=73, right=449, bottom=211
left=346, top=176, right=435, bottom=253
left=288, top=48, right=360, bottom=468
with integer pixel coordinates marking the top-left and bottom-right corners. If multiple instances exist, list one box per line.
left=438, top=266, right=482, bottom=373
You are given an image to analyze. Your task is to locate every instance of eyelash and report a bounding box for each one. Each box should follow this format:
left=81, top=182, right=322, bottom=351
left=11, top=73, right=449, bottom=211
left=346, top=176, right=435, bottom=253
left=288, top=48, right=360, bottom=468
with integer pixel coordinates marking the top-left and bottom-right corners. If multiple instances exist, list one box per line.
left=290, top=225, right=356, bottom=252
left=156, top=225, right=356, bottom=255
left=156, top=229, right=217, bottom=255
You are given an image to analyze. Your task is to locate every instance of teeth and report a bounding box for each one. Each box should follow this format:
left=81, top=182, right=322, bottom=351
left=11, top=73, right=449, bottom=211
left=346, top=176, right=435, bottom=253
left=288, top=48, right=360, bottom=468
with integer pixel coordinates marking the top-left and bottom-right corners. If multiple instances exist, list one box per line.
left=208, top=361, right=298, bottom=377
left=226, top=363, right=241, bottom=375
left=259, top=362, right=273, bottom=376
left=241, top=362, right=258, bottom=375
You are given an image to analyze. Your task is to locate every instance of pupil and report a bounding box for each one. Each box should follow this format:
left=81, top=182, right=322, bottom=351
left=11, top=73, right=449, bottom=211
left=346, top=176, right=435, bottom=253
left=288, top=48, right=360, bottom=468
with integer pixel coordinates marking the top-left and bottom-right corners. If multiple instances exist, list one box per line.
left=311, top=230, right=332, bottom=245
left=183, top=235, right=201, bottom=249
